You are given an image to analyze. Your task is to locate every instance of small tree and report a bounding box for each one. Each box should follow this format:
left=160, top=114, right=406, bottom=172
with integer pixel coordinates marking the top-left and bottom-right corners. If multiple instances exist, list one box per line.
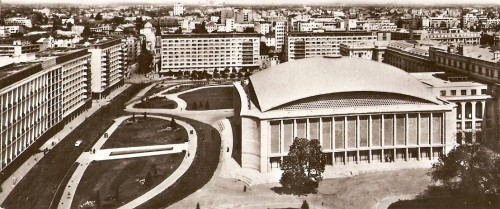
left=143, top=112, right=147, bottom=120
left=301, top=200, right=309, bottom=209
left=205, top=101, right=209, bottom=109
left=196, top=203, right=200, bottom=209
left=199, top=101, right=203, bottom=109
left=280, top=138, right=327, bottom=194
left=192, top=101, right=198, bottom=110
left=145, top=171, right=153, bottom=187
left=170, top=118, right=177, bottom=129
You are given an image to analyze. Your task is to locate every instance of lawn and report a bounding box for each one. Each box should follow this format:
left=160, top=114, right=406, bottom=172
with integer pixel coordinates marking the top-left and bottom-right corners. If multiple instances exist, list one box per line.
left=101, top=117, right=188, bottom=149
left=163, top=84, right=205, bottom=94
left=134, top=115, right=221, bottom=209
left=71, top=154, right=184, bottom=209
left=2, top=84, right=148, bottom=209
left=179, top=86, right=234, bottom=110
left=132, top=97, right=178, bottom=109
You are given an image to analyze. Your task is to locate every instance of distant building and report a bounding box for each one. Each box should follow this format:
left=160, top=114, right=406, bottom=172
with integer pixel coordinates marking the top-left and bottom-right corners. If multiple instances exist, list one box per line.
left=0, top=26, right=26, bottom=38
left=284, top=31, right=378, bottom=61
left=160, top=33, right=260, bottom=74
left=383, top=41, right=435, bottom=73
left=173, top=3, right=184, bottom=16
left=88, top=39, right=125, bottom=99
left=4, top=17, right=33, bottom=28
left=0, top=40, right=40, bottom=57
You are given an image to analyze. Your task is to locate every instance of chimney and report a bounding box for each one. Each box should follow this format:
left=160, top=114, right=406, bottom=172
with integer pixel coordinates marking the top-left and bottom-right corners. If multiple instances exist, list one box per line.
left=457, top=44, right=464, bottom=55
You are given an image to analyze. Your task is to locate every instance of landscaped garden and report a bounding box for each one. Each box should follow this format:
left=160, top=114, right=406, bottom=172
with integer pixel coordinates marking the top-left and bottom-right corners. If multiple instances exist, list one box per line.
left=163, top=84, right=206, bottom=95
left=101, top=117, right=188, bottom=149
left=71, top=154, right=184, bottom=209
left=132, top=96, right=178, bottom=109
left=179, top=86, right=234, bottom=110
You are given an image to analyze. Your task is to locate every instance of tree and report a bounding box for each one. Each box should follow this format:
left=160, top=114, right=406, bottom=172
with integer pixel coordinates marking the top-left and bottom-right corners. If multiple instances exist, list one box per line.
left=170, top=118, right=177, bottom=129
left=135, top=17, right=144, bottom=31
left=65, top=22, right=73, bottom=30
left=137, top=40, right=153, bottom=74
left=95, top=13, right=103, bottom=21
left=144, top=171, right=153, bottom=187
left=429, top=143, right=500, bottom=206
left=301, top=200, right=309, bottom=209
left=192, top=101, right=198, bottom=110
left=82, top=26, right=92, bottom=37
left=199, top=101, right=203, bottom=109
left=280, top=138, right=327, bottom=194
left=196, top=202, right=200, bottom=209
left=205, top=101, right=209, bottom=109
left=175, top=27, right=182, bottom=34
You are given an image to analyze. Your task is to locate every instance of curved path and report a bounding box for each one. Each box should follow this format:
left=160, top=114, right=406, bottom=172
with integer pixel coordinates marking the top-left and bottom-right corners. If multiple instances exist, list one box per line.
left=58, top=115, right=197, bottom=209
left=374, top=194, right=417, bottom=209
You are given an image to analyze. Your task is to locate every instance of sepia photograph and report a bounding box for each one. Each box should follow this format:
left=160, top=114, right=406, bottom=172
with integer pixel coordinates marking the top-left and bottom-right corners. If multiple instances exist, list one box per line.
left=0, top=0, right=499, bottom=208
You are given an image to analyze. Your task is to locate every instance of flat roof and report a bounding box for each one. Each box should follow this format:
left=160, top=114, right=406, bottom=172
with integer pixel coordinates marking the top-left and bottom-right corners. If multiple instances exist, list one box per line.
left=411, top=72, right=487, bottom=88
left=161, top=32, right=261, bottom=39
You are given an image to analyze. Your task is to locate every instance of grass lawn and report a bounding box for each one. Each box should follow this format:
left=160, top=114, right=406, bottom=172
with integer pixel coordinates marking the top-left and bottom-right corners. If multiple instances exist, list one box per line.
left=71, top=154, right=184, bottom=209
left=163, top=84, right=206, bottom=95
left=135, top=115, right=221, bottom=209
left=132, top=97, right=178, bottom=109
left=2, top=84, right=148, bottom=209
left=179, top=86, right=234, bottom=110
left=101, top=117, right=188, bottom=149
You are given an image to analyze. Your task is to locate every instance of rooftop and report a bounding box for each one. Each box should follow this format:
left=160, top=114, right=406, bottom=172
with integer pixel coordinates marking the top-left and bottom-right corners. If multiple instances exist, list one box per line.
left=412, top=72, right=487, bottom=88
left=249, top=57, right=441, bottom=112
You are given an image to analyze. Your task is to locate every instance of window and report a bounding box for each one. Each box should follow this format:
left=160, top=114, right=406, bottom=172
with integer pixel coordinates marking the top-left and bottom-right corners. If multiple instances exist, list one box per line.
left=440, top=91, right=446, bottom=96
left=471, top=89, right=477, bottom=95
left=461, top=90, right=467, bottom=95
left=451, top=90, right=456, bottom=96
left=481, top=89, right=487, bottom=95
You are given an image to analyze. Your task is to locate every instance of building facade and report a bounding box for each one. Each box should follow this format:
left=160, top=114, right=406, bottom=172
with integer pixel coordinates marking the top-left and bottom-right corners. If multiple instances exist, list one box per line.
left=160, top=33, right=260, bottom=74
left=284, top=31, right=377, bottom=61
left=234, top=57, right=456, bottom=173
left=383, top=41, right=434, bottom=73
left=0, top=49, right=91, bottom=171
left=88, top=39, right=125, bottom=99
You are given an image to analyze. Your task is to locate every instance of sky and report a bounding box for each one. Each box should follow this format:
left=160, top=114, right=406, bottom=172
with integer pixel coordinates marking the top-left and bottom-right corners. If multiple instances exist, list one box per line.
left=2, top=0, right=500, bottom=5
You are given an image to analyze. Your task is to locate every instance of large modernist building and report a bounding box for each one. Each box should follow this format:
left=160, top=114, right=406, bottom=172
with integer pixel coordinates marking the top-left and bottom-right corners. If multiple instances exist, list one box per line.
left=160, top=33, right=260, bottom=74
left=234, top=57, right=456, bottom=173
left=88, top=39, right=126, bottom=99
left=0, top=49, right=91, bottom=171
left=284, top=31, right=378, bottom=61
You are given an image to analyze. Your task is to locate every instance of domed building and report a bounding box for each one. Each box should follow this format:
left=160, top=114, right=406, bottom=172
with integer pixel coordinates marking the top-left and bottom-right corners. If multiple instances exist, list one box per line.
left=233, top=57, right=457, bottom=173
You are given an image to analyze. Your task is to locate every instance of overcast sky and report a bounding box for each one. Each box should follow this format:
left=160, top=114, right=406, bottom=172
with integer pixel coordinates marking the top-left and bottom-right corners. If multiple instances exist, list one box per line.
left=3, top=0, right=500, bottom=5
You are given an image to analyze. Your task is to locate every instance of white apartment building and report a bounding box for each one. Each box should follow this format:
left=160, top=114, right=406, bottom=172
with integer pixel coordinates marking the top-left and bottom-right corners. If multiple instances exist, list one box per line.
left=284, top=31, right=378, bottom=61
left=273, top=21, right=286, bottom=52
left=4, top=17, right=33, bottom=28
left=88, top=39, right=125, bottom=99
left=0, top=49, right=91, bottom=171
left=0, top=26, right=25, bottom=38
left=160, top=33, right=260, bottom=74
left=174, top=3, right=184, bottom=16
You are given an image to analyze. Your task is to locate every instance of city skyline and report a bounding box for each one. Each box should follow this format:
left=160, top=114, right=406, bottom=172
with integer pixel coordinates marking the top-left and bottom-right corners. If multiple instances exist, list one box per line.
left=2, top=0, right=500, bottom=5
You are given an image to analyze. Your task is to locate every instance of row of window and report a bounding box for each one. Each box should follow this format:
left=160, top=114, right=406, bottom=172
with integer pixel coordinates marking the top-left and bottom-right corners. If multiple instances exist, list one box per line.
left=440, top=89, right=487, bottom=96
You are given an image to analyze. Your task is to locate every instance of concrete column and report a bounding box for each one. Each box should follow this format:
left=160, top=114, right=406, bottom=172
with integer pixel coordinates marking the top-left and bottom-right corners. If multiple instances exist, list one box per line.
left=306, top=118, right=310, bottom=139
left=471, top=101, right=477, bottom=142
left=260, top=120, right=269, bottom=173
left=332, top=117, right=335, bottom=151
left=319, top=117, right=323, bottom=148
left=368, top=115, right=372, bottom=163
left=405, top=114, right=409, bottom=161
left=430, top=113, right=434, bottom=160
left=461, top=102, right=466, bottom=131
left=280, top=120, right=284, bottom=154
left=356, top=116, right=360, bottom=164
left=417, top=113, right=421, bottom=161
left=381, top=115, right=385, bottom=160
left=344, top=116, right=347, bottom=165
left=293, top=119, right=297, bottom=140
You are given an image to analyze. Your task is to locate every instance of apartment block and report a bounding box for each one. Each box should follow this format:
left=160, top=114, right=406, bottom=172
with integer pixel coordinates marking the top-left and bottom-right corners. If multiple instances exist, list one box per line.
left=88, top=39, right=125, bottom=99
left=284, top=31, right=377, bottom=61
left=160, top=33, right=260, bottom=74
left=0, top=49, right=91, bottom=171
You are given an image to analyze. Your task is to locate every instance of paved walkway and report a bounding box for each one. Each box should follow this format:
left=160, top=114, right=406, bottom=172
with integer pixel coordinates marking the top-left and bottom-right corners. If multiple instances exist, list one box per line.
left=57, top=115, right=197, bottom=209
left=0, top=84, right=131, bottom=205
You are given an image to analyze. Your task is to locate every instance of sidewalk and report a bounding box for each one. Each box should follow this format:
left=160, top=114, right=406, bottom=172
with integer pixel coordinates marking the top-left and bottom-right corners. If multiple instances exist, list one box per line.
left=57, top=115, right=197, bottom=209
left=0, top=84, right=131, bottom=205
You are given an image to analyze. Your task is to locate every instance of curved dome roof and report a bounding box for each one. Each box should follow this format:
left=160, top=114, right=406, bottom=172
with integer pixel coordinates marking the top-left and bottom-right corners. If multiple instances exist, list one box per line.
left=249, top=57, right=439, bottom=112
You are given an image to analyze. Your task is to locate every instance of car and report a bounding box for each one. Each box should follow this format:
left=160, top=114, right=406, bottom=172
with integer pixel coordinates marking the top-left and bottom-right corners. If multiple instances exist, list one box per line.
left=75, top=140, right=82, bottom=147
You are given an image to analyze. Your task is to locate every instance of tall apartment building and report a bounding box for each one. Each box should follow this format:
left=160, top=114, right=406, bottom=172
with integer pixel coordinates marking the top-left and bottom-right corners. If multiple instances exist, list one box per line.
left=173, top=3, right=184, bottom=16
left=284, top=31, right=377, bottom=61
left=235, top=9, right=253, bottom=23
left=160, top=33, right=260, bottom=74
left=88, top=39, right=125, bottom=99
left=0, top=49, right=91, bottom=171
left=273, top=21, right=287, bottom=52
